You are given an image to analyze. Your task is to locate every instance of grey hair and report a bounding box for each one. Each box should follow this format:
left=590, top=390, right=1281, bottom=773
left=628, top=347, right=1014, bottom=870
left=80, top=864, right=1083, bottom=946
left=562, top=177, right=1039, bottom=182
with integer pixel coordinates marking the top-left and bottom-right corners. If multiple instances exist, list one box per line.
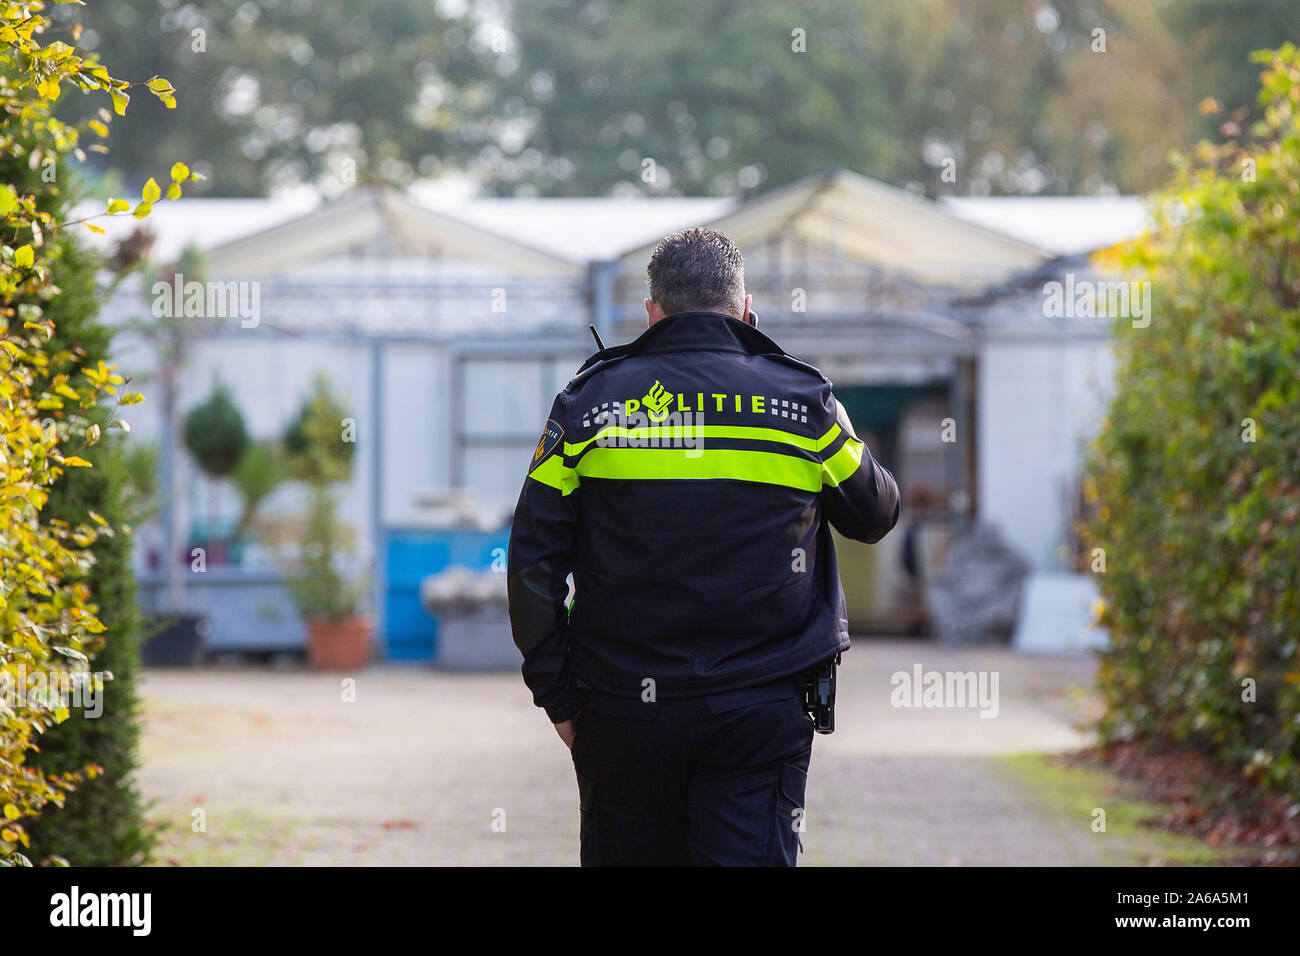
left=645, top=227, right=746, bottom=318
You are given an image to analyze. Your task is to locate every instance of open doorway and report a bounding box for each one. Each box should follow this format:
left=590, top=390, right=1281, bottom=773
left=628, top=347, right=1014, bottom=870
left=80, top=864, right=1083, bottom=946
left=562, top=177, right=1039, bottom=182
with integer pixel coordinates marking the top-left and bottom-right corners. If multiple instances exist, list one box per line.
left=832, top=383, right=959, bottom=636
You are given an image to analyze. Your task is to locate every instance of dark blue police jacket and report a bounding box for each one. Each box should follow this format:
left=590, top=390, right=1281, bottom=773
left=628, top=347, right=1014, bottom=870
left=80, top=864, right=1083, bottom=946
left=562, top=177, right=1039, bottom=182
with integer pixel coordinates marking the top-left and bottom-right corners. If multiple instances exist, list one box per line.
left=507, top=311, right=900, bottom=722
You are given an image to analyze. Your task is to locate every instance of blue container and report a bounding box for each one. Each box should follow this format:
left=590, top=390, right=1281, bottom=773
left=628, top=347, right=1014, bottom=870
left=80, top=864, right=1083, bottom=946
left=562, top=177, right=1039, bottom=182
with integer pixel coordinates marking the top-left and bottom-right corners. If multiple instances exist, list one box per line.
left=381, top=526, right=510, bottom=662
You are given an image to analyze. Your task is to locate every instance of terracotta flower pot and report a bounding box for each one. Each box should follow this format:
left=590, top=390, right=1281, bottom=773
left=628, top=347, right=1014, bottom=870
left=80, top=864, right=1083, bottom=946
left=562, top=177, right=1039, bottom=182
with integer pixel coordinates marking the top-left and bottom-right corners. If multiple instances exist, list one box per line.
left=305, top=615, right=373, bottom=670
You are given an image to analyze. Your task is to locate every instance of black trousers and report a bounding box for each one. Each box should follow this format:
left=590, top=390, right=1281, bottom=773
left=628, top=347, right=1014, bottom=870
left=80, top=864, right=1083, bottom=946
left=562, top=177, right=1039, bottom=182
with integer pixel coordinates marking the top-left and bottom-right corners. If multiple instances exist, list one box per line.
left=569, top=676, right=815, bottom=866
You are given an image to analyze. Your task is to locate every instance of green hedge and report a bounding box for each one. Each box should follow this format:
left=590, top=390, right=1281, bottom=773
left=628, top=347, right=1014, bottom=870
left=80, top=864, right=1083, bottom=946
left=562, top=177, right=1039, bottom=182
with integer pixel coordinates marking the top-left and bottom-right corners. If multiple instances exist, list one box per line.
left=10, top=156, right=153, bottom=865
left=1084, top=46, right=1300, bottom=798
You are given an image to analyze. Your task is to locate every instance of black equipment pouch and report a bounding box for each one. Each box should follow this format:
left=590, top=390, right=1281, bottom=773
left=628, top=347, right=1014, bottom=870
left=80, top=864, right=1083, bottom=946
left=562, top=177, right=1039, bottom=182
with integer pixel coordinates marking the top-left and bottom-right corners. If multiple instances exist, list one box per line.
left=801, top=652, right=839, bottom=735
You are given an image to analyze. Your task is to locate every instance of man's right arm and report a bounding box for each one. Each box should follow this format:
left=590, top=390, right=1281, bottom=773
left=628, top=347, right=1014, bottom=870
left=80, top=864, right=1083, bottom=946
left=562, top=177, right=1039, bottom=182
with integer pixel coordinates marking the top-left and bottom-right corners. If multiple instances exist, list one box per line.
left=816, top=388, right=901, bottom=543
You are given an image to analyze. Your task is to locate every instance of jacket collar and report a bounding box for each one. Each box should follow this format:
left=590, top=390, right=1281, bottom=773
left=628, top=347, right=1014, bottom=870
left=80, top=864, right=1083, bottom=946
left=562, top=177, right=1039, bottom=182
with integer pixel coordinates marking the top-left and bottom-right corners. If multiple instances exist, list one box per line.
left=622, top=311, right=785, bottom=357
left=574, top=311, right=822, bottom=383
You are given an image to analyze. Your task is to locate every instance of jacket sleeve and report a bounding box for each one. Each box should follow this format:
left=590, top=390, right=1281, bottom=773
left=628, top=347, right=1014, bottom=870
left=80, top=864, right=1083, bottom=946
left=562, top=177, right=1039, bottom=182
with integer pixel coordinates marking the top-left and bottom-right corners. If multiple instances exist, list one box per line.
left=816, top=386, right=901, bottom=544
left=507, top=392, right=582, bottom=723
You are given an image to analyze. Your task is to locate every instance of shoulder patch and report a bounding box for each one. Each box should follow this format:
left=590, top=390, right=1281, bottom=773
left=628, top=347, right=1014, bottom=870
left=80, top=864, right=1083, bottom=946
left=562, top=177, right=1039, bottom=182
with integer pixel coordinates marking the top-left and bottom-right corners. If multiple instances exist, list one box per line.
left=529, top=418, right=565, bottom=472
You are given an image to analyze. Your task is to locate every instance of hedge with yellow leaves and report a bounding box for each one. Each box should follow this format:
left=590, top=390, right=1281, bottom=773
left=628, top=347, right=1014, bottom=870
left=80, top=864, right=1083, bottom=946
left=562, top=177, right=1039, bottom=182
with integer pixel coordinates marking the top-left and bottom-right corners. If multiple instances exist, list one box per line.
left=1, top=0, right=195, bottom=865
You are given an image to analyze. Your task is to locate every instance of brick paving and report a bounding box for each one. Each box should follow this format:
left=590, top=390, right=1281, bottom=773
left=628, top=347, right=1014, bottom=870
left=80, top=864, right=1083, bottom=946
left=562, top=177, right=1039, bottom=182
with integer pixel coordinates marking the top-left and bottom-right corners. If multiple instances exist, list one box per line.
left=138, top=640, right=1110, bottom=866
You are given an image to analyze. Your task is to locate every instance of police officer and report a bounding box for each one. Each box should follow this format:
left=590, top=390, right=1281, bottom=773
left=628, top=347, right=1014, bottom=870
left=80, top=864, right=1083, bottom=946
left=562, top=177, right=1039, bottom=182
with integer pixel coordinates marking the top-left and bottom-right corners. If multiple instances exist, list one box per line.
left=508, top=227, right=899, bottom=866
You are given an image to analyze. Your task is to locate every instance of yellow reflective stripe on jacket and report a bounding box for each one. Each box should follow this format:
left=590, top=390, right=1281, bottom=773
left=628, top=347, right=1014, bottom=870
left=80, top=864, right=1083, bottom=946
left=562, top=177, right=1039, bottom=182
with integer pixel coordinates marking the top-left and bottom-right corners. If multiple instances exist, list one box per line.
left=814, top=423, right=841, bottom=452
left=573, top=446, right=823, bottom=492
left=527, top=453, right=580, bottom=496
left=821, top=436, right=864, bottom=487
left=563, top=422, right=842, bottom=458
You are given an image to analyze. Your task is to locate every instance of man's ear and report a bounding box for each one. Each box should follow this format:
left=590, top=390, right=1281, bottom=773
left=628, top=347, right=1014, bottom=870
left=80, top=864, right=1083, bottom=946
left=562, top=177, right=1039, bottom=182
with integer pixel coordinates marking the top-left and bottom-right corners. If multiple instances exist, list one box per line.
left=645, top=298, right=666, bottom=327
left=741, top=293, right=753, bottom=325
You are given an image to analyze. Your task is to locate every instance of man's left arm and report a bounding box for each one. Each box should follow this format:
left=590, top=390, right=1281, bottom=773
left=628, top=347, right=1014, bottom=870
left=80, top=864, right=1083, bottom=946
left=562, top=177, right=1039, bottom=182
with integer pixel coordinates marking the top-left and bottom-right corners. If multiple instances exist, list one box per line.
left=507, top=393, right=582, bottom=728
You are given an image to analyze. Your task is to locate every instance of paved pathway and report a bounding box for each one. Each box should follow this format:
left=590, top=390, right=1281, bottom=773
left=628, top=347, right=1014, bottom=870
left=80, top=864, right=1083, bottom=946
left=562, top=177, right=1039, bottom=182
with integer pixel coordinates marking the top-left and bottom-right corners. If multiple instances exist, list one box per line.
left=138, top=640, right=1112, bottom=865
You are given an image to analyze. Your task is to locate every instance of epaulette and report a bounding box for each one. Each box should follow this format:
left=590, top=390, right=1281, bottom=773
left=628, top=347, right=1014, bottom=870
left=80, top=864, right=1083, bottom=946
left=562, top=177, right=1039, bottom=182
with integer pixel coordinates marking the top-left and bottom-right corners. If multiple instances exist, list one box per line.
left=568, top=343, right=635, bottom=388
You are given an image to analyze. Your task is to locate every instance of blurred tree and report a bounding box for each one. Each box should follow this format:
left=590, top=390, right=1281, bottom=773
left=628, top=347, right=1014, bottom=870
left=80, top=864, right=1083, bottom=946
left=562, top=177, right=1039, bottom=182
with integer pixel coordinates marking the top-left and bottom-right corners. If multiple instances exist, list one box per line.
left=281, top=376, right=359, bottom=623
left=489, top=0, right=1299, bottom=197
left=282, top=374, right=355, bottom=485
left=483, top=0, right=901, bottom=197
left=1162, top=0, right=1300, bottom=119
left=183, top=380, right=250, bottom=480
left=231, top=442, right=288, bottom=539
left=55, top=0, right=498, bottom=196
left=50, top=0, right=1300, bottom=198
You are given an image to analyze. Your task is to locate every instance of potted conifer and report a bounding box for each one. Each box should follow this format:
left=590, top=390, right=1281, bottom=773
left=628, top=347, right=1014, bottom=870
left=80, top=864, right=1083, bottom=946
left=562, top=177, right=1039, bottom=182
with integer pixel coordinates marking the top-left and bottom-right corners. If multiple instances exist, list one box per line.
left=282, top=375, right=370, bottom=669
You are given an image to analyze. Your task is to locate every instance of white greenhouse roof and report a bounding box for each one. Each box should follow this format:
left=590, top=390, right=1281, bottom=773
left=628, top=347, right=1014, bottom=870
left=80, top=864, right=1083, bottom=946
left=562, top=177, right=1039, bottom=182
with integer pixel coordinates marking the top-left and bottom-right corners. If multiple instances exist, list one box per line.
left=70, top=193, right=320, bottom=265
left=426, top=195, right=735, bottom=264
left=68, top=176, right=1152, bottom=278
left=940, top=196, right=1151, bottom=257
